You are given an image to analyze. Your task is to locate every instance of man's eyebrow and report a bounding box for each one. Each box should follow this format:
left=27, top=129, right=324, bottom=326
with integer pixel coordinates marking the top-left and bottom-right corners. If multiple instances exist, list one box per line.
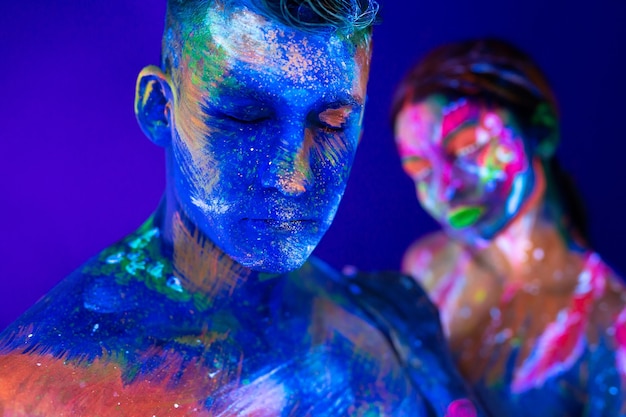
left=207, top=87, right=268, bottom=106
left=207, top=81, right=365, bottom=111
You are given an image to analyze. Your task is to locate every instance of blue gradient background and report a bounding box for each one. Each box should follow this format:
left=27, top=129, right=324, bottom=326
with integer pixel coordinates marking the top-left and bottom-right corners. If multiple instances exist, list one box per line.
left=1, top=1, right=625, bottom=330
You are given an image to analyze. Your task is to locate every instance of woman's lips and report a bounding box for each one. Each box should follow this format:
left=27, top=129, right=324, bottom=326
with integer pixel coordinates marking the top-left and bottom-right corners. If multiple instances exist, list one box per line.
left=447, top=205, right=485, bottom=229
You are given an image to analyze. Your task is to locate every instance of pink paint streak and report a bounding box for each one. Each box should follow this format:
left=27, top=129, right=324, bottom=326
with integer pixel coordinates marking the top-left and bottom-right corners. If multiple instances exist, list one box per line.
left=511, top=253, right=608, bottom=393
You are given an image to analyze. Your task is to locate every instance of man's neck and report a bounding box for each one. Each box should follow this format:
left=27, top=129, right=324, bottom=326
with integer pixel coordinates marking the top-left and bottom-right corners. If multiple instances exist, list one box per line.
left=155, top=193, right=257, bottom=308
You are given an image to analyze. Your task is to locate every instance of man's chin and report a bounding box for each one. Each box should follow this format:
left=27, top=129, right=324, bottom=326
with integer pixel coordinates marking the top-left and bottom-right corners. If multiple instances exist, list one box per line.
left=234, top=248, right=314, bottom=275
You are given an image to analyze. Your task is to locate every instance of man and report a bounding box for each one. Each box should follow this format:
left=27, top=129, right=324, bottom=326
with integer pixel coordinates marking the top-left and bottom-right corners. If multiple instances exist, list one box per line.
left=0, top=1, right=482, bottom=415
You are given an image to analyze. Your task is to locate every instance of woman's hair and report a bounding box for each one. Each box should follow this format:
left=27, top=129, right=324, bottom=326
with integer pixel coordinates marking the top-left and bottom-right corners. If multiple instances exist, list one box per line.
left=391, top=38, right=556, bottom=126
left=392, top=38, right=589, bottom=243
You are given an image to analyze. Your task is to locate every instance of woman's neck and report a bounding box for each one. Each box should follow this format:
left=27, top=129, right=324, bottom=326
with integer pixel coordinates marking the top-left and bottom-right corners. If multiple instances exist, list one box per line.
left=468, top=159, right=577, bottom=286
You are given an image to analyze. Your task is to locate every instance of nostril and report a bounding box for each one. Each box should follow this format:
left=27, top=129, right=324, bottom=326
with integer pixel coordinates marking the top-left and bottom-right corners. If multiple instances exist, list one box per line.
left=443, top=186, right=456, bottom=201
left=261, top=159, right=312, bottom=197
left=277, top=177, right=308, bottom=196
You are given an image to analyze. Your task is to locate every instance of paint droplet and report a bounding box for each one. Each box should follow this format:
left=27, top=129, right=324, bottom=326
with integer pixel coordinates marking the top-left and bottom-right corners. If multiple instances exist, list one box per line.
left=92, top=323, right=100, bottom=334
left=476, top=128, right=489, bottom=145
left=400, top=276, right=415, bottom=290
left=533, top=248, right=545, bottom=261
left=524, top=282, right=540, bottom=295
left=342, top=265, right=358, bottom=276
left=348, top=284, right=361, bottom=294
left=166, top=276, right=184, bottom=293
left=494, top=328, right=512, bottom=344
left=496, top=147, right=513, bottom=163
left=445, top=398, right=477, bottom=417
left=106, top=252, right=124, bottom=264
left=174, top=403, right=180, bottom=409
left=147, top=262, right=165, bottom=279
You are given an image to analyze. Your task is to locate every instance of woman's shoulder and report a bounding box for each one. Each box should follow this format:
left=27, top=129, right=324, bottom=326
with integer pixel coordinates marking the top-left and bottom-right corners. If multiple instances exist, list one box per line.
left=402, top=231, right=461, bottom=288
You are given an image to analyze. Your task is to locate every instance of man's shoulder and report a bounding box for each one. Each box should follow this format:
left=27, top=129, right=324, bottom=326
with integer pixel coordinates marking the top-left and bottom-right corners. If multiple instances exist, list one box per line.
left=327, top=266, right=473, bottom=412
left=0, top=257, right=140, bottom=359
left=293, top=258, right=444, bottom=354
left=293, top=256, right=439, bottom=320
left=0, top=220, right=174, bottom=361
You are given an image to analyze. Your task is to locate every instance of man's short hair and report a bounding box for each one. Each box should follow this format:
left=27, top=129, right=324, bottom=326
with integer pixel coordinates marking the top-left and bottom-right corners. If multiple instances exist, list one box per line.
left=163, top=0, right=379, bottom=72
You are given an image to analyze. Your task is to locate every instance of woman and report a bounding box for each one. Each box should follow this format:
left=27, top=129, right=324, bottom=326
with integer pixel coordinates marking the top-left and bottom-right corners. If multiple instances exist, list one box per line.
left=393, top=38, right=626, bottom=416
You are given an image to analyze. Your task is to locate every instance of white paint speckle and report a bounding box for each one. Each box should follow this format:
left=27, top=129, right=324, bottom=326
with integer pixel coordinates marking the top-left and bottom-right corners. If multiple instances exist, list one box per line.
left=459, top=307, right=471, bottom=318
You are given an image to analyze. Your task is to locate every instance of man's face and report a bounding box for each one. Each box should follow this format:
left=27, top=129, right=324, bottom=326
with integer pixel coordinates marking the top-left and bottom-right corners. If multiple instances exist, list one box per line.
left=166, top=7, right=370, bottom=273
left=395, top=95, right=536, bottom=242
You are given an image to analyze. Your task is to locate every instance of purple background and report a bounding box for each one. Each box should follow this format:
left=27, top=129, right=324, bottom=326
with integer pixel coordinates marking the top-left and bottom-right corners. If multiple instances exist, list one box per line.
left=1, top=1, right=625, bottom=330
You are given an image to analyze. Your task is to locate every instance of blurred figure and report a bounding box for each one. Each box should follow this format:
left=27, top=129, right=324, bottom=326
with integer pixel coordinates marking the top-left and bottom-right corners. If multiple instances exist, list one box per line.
left=393, top=38, right=626, bottom=416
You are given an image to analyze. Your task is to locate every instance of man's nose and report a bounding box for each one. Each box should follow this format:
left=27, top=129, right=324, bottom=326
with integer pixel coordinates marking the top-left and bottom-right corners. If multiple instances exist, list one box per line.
left=260, top=128, right=314, bottom=197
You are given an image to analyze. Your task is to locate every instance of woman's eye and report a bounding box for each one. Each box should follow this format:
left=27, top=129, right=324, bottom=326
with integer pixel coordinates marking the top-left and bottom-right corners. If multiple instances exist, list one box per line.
left=455, top=142, right=483, bottom=157
left=448, top=127, right=488, bottom=158
left=403, top=157, right=432, bottom=181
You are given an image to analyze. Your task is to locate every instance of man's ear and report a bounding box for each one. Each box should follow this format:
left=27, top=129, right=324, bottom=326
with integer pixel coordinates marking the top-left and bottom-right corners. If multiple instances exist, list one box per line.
left=135, top=65, right=174, bottom=147
left=531, top=102, right=559, bottom=159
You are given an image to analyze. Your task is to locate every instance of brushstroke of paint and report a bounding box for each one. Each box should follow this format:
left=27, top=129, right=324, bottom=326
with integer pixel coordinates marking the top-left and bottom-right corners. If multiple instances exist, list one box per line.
left=511, top=253, right=608, bottom=393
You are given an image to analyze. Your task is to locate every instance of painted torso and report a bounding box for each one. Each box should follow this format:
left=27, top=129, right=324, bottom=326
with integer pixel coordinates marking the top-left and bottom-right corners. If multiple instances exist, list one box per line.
left=405, top=231, right=626, bottom=416
left=0, top=220, right=477, bottom=417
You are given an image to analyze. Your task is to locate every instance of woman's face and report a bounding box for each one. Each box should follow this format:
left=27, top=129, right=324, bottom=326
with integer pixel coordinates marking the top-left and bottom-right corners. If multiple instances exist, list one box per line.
left=395, top=94, right=538, bottom=242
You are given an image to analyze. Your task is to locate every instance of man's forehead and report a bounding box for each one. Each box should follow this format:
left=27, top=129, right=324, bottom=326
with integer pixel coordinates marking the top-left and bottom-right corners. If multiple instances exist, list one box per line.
left=185, top=6, right=368, bottom=88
